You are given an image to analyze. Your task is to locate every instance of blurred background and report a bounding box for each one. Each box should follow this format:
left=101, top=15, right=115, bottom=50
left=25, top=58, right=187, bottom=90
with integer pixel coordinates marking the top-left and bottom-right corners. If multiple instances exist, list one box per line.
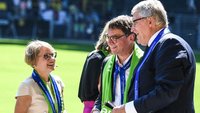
left=0, top=1, right=200, bottom=112
left=0, top=0, right=200, bottom=50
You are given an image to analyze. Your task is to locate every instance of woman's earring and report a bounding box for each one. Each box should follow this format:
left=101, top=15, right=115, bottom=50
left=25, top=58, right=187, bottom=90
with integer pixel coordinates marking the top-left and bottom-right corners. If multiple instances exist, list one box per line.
left=33, top=65, right=36, bottom=68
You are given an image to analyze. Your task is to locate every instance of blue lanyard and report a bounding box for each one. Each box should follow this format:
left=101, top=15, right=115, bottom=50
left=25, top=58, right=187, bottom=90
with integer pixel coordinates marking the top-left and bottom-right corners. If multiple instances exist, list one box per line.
left=51, top=74, right=62, bottom=113
left=32, top=70, right=62, bottom=113
left=113, top=56, right=132, bottom=104
left=134, top=28, right=168, bottom=99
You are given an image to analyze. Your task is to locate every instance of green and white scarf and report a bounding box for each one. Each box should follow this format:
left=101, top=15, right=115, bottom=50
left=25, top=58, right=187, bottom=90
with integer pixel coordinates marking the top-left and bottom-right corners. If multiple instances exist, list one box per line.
left=101, top=44, right=143, bottom=113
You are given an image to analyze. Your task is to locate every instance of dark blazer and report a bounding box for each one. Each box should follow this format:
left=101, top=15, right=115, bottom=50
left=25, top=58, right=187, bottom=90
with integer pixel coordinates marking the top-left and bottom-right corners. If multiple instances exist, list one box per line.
left=128, top=31, right=196, bottom=113
left=78, top=50, right=106, bottom=102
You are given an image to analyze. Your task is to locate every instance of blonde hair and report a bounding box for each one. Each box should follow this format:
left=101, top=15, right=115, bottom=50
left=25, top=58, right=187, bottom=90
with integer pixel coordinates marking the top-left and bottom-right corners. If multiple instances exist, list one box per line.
left=95, top=21, right=110, bottom=51
left=24, top=40, right=55, bottom=67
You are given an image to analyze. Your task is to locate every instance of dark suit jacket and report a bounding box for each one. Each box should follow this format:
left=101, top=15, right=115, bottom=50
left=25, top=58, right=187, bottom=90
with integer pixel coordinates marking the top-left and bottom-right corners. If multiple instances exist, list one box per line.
left=128, top=31, right=196, bottom=113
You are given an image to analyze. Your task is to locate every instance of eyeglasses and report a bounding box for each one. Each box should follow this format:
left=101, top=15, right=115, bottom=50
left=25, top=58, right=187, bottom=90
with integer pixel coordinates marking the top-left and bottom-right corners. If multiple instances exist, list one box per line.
left=132, top=17, right=148, bottom=27
left=105, top=34, right=127, bottom=43
left=105, top=32, right=135, bottom=43
left=106, top=34, right=126, bottom=42
left=43, top=52, right=57, bottom=60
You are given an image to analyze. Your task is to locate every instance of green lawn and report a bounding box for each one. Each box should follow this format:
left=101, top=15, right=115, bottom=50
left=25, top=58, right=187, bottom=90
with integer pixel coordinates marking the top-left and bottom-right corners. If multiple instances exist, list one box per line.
left=0, top=39, right=199, bottom=113
left=0, top=40, right=93, bottom=113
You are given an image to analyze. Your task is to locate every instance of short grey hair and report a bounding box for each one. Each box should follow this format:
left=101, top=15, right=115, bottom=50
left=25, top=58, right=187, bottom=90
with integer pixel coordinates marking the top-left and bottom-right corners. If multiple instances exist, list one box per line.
left=24, top=40, right=55, bottom=67
left=131, top=0, right=168, bottom=27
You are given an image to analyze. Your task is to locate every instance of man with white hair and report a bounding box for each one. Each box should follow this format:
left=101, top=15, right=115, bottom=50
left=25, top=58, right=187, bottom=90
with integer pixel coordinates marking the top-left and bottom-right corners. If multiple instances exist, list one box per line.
left=112, top=0, right=196, bottom=113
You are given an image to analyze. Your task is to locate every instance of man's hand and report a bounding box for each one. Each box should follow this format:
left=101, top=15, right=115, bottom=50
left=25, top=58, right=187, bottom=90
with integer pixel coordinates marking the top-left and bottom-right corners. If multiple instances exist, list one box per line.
left=111, top=104, right=126, bottom=113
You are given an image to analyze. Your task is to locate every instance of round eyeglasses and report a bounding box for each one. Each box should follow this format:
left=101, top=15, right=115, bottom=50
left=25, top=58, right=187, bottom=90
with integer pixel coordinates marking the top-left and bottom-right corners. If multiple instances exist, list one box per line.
left=105, top=34, right=126, bottom=43
left=43, top=52, right=57, bottom=60
left=105, top=33, right=134, bottom=43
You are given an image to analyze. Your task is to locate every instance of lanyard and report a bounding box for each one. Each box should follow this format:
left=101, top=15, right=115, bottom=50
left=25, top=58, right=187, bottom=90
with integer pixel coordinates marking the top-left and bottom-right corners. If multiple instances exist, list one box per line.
left=113, top=56, right=132, bottom=104
left=32, top=70, right=62, bottom=113
left=134, top=28, right=168, bottom=99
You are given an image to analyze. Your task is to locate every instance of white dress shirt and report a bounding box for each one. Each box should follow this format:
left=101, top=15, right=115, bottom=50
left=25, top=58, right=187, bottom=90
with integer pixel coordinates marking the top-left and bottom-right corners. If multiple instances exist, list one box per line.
left=113, top=52, right=133, bottom=106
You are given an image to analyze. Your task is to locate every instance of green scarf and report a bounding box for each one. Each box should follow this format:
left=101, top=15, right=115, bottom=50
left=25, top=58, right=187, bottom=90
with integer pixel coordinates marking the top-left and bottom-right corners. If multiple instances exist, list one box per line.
left=101, top=44, right=143, bottom=110
left=41, top=76, right=65, bottom=113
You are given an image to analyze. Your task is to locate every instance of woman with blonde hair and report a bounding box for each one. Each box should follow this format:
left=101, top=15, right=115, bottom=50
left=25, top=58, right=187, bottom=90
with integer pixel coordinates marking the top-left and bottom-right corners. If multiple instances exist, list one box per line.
left=15, top=40, right=66, bottom=113
left=78, top=21, right=110, bottom=113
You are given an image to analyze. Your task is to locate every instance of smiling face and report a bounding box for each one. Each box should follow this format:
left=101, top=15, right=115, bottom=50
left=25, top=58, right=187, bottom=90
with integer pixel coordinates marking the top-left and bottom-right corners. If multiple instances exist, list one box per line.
left=131, top=13, right=152, bottom=46
left=34, top=46, right=56, bottom=75
left=106, top=28, right=135, bottom=59
left=130, top=0, right=168, bottom=46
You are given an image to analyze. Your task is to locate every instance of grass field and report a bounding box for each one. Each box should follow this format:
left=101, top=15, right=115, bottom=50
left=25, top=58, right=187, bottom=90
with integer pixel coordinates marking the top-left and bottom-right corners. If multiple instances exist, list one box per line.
left=0, top=39, right=199, bottom=113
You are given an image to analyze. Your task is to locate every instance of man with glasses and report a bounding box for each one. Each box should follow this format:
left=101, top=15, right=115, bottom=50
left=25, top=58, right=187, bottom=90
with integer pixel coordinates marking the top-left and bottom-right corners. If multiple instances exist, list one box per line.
left=112, top=0, right=196, bottom=113
left=91, top=15, right=143, bottom=113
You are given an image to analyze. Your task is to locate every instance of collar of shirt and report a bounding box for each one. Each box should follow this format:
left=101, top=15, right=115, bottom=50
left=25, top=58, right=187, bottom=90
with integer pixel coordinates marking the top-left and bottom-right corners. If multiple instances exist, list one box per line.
left=115, top=52, right=133, bottom=67
left=113, top=52, right=133, bottom=106
left=148, top=29, right=163, bottom=47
